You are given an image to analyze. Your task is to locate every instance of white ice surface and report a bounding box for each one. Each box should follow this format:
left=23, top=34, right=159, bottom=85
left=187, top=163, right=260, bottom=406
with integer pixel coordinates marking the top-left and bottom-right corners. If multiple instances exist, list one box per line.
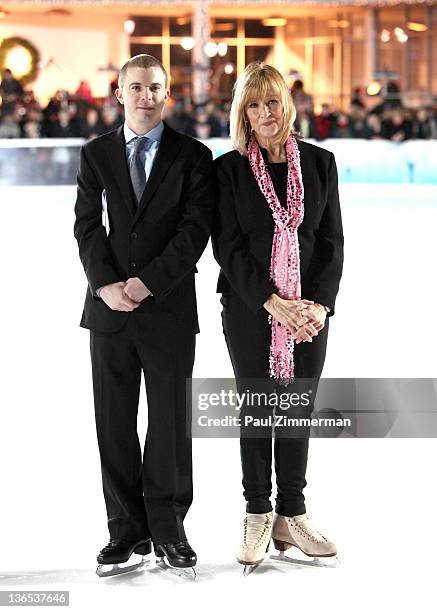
left=0, top=182, right=436, bottom=609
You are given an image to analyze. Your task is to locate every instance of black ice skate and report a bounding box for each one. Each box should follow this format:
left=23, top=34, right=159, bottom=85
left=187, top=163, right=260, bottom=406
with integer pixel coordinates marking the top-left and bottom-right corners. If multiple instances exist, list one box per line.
left=155, top=540, right=197, bottom=580
left=96, top=538, right=152, bottom=577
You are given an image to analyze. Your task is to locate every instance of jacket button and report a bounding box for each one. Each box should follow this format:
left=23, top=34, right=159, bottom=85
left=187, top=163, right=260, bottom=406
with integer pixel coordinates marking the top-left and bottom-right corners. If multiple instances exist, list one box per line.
left=130, top=232, right=138, bottom=239
left=129, top=262, right=136, bottom=269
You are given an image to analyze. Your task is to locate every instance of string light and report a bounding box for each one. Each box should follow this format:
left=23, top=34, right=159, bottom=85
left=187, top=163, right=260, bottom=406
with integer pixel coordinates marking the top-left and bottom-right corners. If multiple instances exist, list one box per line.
left=123, top=19, right=135, bottom=34
left=380, top=28, right=390, bottom=42
left=407, top=21, right=427, bottom=32
left=217, top=41, right=228, bottom=56
left=204, top=41, right=217, bottom=57
left=367, top=81, right=382, bottom=95
left=262, top=18, right=287, bottom=26
left=394, top=26, right=408, bottom=42
left=4, top=45, right=33, bottom=77
left=3, top=0, right=429, bottom=6
left=181, top=36, right=195, bottom=50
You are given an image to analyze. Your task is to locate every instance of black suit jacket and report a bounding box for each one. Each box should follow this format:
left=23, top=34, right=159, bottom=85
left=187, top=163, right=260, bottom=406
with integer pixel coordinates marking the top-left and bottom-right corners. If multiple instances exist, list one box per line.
left=74, top=121, right=213, bottom=334
left=211, top=139, right=344, bottom=316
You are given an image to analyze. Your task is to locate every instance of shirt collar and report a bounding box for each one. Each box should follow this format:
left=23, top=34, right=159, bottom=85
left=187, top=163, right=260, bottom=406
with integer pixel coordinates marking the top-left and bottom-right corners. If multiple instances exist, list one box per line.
left=124, top=120, right=164, bottom=144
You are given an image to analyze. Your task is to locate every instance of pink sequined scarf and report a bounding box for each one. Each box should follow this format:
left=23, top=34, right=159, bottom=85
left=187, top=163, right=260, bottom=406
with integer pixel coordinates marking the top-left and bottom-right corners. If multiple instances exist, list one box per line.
left=247, top=133, right=305, bottom=383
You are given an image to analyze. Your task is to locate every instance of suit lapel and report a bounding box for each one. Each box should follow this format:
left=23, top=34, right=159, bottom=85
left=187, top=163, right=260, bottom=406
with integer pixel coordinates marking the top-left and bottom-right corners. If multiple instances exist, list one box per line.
left=132, top=122, right=182, bottom=225
left=107, top=125, right=137, bottom=217
left=296, top=139, right=314, bottom=204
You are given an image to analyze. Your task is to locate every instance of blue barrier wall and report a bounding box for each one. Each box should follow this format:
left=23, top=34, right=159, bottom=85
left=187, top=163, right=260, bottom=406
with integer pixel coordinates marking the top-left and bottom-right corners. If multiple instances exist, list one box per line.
left=206, top=138, right=437, bottom=184
left=0, top=138, right=436, bottom=185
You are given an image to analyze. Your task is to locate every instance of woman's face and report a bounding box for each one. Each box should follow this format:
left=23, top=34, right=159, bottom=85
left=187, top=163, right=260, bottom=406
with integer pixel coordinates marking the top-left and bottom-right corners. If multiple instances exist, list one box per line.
left=245, top=90, right=283, bottom=140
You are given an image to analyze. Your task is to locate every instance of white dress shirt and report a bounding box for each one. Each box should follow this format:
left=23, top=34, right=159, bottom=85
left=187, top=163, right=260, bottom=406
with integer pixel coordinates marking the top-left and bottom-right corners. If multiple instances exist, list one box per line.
left=124, top=120, right=163, bottom=181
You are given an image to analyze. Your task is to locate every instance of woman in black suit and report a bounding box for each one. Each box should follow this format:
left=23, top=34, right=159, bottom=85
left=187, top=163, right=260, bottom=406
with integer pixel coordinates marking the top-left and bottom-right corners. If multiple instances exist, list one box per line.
left=212, top=62, right=344, bottom=567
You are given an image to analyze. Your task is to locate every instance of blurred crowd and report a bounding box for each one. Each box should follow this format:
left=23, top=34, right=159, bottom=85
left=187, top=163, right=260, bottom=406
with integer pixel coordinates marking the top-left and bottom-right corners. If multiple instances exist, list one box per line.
left=1, top=68, right=436, bottom=141
left=290, top=80, right=437, bottom=141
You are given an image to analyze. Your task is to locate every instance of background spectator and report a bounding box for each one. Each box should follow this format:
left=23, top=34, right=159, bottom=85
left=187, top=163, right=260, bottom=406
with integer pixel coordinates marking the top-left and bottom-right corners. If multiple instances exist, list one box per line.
left=294, top=110, right=317, bottom=139
left=412, top=108, right=437, bottom=139
left=365, top=113, right=383, bottom=139
left=203, top=100, right=222, bottom=138
left=216, top=103, right=230, bottom=138
left=193, top=109, right=211, bottom=139
left=332, top=112, right=353, bottom=138
left=0, top=68, right=24, bottom=115
left=81, top=108, right=104, bottom=139
left=315, top=103, right=335, bottom=140
left=73, top=80, right=95, bottom=105
left=0, top=113, right=21, bottom=138
left=381, top=108, right=413, bottom=142
left=100, top=106, right=121, bottom=133
left=290, top=79, right=314, bottom=115
left=44, top=108, right=79, bottom=138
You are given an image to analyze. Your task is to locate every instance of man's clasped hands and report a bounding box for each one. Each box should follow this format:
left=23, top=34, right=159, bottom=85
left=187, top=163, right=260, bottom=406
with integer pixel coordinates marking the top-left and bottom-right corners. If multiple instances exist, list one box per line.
left=99, top=277, right=151, bottom=311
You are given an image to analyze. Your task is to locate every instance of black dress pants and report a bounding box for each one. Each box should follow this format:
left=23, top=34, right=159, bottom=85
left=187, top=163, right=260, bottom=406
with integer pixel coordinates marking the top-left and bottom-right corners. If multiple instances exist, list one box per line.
left=89, top=312, right=195, bottom=546
left=221, top=290, right=329, bottom=517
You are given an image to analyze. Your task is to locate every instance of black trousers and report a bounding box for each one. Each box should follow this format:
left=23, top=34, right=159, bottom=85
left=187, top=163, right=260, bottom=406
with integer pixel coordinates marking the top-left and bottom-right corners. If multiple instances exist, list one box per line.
left=221, top=290, right=329, bottom=516
left=89, top=313, right=195, bottom=546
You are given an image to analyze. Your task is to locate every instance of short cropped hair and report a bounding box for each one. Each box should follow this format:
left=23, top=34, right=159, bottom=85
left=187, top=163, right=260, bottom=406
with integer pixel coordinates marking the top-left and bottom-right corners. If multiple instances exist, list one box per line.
left=118, top=54, right=169, bottom=89
left=230, top=61, right=300, bottom=156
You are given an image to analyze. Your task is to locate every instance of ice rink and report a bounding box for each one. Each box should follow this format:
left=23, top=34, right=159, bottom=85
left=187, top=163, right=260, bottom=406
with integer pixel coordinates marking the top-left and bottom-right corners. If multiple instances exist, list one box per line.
left=0, top=180, right=436, bottom=609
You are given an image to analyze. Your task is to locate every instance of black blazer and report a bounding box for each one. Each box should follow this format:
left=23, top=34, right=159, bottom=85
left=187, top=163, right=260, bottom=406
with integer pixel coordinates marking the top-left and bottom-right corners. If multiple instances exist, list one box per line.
left=74, top=121, right=213, bottom=333
left=211, top=139, right=344, bottom=316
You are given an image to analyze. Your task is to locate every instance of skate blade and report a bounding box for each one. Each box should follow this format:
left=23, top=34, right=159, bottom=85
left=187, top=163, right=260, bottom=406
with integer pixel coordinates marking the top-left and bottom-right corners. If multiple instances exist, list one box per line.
left=96, top=556, right=150, bottom=578
left=242, top=563, right=261, bottom=576
left=155, top=558, right=197, bottom=580
left=269, top=550, right=340, bottom=568
left=239, top=540, right=270, bottom=576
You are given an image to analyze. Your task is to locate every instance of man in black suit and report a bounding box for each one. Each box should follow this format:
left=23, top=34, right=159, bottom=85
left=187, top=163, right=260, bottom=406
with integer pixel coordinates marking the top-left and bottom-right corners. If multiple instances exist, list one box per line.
left=74, top=54, right=213, bottom=573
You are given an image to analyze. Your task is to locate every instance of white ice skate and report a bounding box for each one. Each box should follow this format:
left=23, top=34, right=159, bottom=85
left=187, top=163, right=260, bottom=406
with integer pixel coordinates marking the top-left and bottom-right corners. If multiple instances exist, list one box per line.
left=270, top=513, right=339, bottom=568
left=237, top=511, right=273, bottom=576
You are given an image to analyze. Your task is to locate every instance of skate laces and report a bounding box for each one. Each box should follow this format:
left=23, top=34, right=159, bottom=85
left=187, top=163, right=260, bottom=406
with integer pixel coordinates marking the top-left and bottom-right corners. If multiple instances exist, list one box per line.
left=243, top=514, right=272, bottom=548
left=174, top=541, right=193, bottom=554
left=290, top=515, right=327, bottom=542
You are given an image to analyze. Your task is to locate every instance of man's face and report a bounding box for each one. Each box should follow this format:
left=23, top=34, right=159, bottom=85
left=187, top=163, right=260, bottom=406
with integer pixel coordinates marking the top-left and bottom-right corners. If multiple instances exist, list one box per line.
left=115, top=66, right=169, bottom=127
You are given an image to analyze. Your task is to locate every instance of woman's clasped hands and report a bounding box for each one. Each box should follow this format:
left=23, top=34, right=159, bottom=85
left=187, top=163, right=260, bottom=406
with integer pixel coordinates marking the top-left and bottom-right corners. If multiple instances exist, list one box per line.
left=263, top=294, right=327, bottom=344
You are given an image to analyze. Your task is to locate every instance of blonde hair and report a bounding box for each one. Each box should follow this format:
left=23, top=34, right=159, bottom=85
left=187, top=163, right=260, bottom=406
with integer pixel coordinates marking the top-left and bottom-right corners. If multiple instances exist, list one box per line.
left=230, top=61, right=300, bottom=156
